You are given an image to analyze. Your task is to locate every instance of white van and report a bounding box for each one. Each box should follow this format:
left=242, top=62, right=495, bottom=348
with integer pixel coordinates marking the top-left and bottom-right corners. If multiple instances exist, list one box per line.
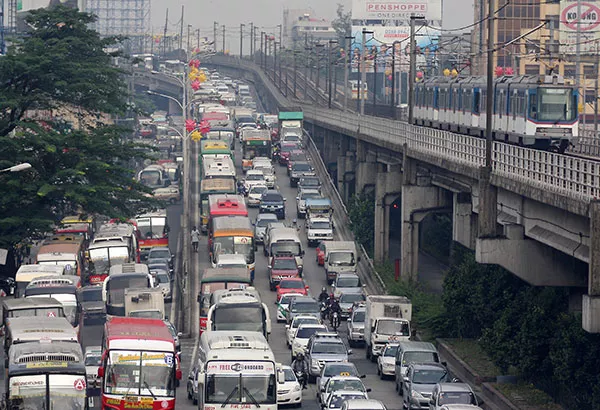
left=15, top=264, right=64, bottom=297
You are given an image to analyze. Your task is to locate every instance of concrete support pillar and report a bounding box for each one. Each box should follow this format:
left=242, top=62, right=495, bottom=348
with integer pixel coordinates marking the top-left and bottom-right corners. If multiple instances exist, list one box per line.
left=356, top=140, right=369, bottom=162
left=583, top=201, right=600, bottom=332
left=453, top=192, right=475, bottom=249
left=356, top=161, right=378, bottom=195
left=478, top=166, right=498, bottom=238
left=336, top=155, right=356, bottom=203
left=374, top=169, right=403, bottom=262
left=337, top=155, right=347, bottom=196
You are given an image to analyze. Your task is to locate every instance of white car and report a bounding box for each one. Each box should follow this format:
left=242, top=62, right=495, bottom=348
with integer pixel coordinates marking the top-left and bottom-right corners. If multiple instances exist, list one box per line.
left=277, top=365, right=303, bottom=407
left=291, top=324, right=328, bottom=360
left=319, top=376, right=370, bottom=406
left=286, top=315, right=322, bottom=347
left=259, top=166, right=276, bottom=188
left=247, top=185, right=268, bottom=206
left=377, top=343, right=399, bottom=378
left=324, top=391, right=369, bottom=410
left=244, top=169, right=266, bottom=192
left=277, top=293, right=305, bottom=323
left=214, top=253, right=247, bottom=270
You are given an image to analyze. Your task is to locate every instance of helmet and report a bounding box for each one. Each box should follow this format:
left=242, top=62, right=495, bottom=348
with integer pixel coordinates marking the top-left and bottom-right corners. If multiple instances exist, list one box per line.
left=321, top=287, right=326, bottom=293
left=296, top=352, right=304, bottom=360
left=330, top=293, right=335, bottom=299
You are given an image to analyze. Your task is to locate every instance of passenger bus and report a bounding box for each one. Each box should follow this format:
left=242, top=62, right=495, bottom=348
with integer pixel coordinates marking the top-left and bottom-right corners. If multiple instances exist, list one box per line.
left=134, top=210, right=169, bottom=261
left=36, top=235, right=86, bottom=276
left=4, top=317, right=79, bottom=358
left=209, top=216, right=256, bottom=282
left=99, top=317, right=181, bottom=410
left=60, top=214, right=96, bottom=235
left=199, top=140, right=233, bottom=167
left=349, top=80, right=368, bottom=100
left=241, top=129, right=271, bottom=172
left=207, top=194, right=248, bottom=235
left=138, top=164, right=171, bottom=189
left=202, top=156, right=236, bottom=182
left=204, top=120, right=236, bottom=149
left=54, top=222, right=93, bottom=243
left=197, top=268, right=252, bottom=336
left=24, top=275, right=81, bottom=330
left=1, top=298, right=66, bottom=332
left=206, top=288, right=271, bottom=339
left=102, top=264, right=153, bottom=316
left=196, top=331, right=277, bottom=410
left=5, top=341, right=86, bottom=409
left=199, top=178, right=237, bottom=233
left=14, top=264, right=64, bottom=297
left=88, top=222, right=140, bottom=281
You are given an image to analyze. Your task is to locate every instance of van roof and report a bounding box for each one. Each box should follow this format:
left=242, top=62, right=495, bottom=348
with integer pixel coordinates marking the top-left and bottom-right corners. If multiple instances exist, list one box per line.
left=109, top=263, right=150, bottom=275
left=396, top=341, right=437, bottom=352
left=16, top=264, right=64, bottom=276
left=6, top=317, right=77, bottom=342
left=2, top=297, right=63, bottom=310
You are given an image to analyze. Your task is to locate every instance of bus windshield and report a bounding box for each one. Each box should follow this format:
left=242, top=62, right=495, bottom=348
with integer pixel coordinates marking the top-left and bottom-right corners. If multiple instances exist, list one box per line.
left=213, top=237, right=255, bottom=264
left=107, top=277, right=150, bottom=305
left=104, top=350, right=176, bottom=397
left=206, top=373, right=276, bottom=404
left=8, top=374, right=86, bottom=409
left=137, top=217, right=167, bottom=239
left=213, top=305, right=264, bottom=333
left=89, top=246, right=130, bottom=275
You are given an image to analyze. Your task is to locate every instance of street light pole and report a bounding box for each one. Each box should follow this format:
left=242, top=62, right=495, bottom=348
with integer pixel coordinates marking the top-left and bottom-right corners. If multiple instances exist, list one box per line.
left=240, top=23, right=244, bottom=58
left=360, top=29, right=373, bottom=115
left=408, top=16, right=424, bottom=124
left=328, top=40, right=337, bottom=109
left=0, top=163, right=31, bottom=173
left=344, top=36, right=354, bottom=112
left=316, top=43, right=324, bottom=103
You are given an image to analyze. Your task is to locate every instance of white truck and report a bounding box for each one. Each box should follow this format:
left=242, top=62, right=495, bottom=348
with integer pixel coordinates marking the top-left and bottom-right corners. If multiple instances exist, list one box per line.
left=124, top=288, right=166, bottom=319
left=324, top=241, right=359, bottom=284
left=364, top=295, right=413, bottom=362
left=306, top=215, right=334, bottom=247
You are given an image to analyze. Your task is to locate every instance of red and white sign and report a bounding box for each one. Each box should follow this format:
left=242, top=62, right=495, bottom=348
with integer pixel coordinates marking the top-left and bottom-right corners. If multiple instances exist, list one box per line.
left=73, top=378, right=86, bottom=391
left=47, top=312, right=56, bottom=318
left=560, top=0, right=600, bottom=54
left=351, top=0, right=441, bottom=20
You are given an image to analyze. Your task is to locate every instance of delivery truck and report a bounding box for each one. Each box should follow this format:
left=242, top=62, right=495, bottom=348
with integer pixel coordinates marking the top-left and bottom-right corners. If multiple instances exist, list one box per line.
left=364, top=295, right=412, bottom=361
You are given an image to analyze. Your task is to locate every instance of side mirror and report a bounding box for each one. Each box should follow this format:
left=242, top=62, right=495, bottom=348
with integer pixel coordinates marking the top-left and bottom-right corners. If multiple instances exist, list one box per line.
left=305, top=285, right=309, bottom=290
left=283, top=198, right=287, bottom=201
left=276, top=285, right=280, bottom=290
left=347, top=349, right=353, bottom=355
left=441, top=361, right=447, bottom=367
left=98, top=367, right=105, bottom=378
left=429, top=399, right=435, bottom=405
left=285, top=324, right=290, bottom=329
left=177, top=332, right=183, bottom=337
left=296, top=197, right=300, bottom=201
left=197, top=294, right=201, bottom=303
left=360, top=374, right=366, bottom=379
left=366, top=388, right=372, bottom=393
left=320, top=387, right=326, bottom=392
left=267, top=265, right=272, bottom=269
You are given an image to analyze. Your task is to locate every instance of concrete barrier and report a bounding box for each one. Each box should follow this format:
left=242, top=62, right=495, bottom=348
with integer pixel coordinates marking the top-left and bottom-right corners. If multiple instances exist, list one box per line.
left=437, top=339, right=496, bottom=386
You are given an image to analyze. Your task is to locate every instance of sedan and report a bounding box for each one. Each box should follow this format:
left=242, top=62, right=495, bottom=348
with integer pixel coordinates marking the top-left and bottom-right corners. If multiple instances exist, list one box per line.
left=325, top=391, right=369, bottom=410
left=254, top=213, right=278, bottom=244
left=277, top=365, right=303, bottom=407
left=377, top=343, right=399, bottom=379
left=277, top=293, right=305, bottom=323
left=320, top=377, right=370, bottom=407
left=286, top=315, right=322, bottom=347
left=317, top=363, right=362, bottom=399
left=277, top=278, right=309, bottom=302
left=247, top=185, right=268, bottom=207
left=316, top=241, right=327, bottom=266
left=291, top=324, right=328, bottom=361
left=244, top=170, right=266, bottom=192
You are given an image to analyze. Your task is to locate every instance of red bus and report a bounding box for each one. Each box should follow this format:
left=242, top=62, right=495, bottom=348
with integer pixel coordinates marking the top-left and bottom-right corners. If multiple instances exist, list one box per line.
left=133, top=210, right=169, bottom=261
left=98, top=317, right=181, bottom=410
left=207, top=194, right=248, bottom=234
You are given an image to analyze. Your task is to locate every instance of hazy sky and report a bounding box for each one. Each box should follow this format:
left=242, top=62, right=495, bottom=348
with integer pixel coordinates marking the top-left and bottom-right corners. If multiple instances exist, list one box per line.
left=150, top=0, right=474, bottom=49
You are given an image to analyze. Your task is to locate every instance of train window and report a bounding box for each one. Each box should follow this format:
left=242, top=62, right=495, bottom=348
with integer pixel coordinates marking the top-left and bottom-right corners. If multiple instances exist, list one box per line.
left=481, top=91, right=486, bottom=113
left=474, top=91, right=480, bottom=114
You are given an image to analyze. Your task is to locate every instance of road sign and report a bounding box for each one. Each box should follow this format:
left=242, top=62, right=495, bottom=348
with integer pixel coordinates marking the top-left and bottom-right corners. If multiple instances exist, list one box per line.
left=73, top=378, right=86, bottom=391
left=562, top=2, right=600, bottom=31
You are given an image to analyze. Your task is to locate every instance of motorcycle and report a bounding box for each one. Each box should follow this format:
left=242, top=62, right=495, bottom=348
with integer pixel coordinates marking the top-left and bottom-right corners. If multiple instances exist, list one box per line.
left=330, top=311, right=340, bottom=332
left=319, top=302, right=329, bottom=321
left=294, top=369, right=307, bottom=389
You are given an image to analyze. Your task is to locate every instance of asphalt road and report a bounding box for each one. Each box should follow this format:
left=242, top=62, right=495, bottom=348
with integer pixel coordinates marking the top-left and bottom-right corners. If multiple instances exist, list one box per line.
left=173, top=129, right=405, bottom=410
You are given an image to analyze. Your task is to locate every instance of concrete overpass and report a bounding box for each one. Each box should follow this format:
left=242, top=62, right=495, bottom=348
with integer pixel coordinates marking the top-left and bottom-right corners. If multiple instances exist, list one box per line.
left=132, top=56, right=600, bottom=333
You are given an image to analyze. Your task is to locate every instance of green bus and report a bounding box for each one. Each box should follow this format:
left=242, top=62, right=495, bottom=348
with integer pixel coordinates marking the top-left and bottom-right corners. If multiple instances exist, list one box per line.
left=199, top=139, right=234, bottom=167
left=199, top=177, right=236, bottom=233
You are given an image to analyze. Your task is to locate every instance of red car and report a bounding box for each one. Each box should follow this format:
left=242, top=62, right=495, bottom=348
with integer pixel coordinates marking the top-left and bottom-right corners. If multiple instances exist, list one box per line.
left=279, top=143, right=301, bottom=165
left=269, top=255, right=300, bottom=291
left=276, top=278, right=309, bottom=302
left=316, top=241, right=326, bottom=266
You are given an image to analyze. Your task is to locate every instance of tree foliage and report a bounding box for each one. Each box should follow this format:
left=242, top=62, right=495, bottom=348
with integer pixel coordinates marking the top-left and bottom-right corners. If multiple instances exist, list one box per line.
left=331, top=4, right=352, bottom=49
left=347, top=192, right=374, bottom=256
left=0, top=6, right=157, bottom=248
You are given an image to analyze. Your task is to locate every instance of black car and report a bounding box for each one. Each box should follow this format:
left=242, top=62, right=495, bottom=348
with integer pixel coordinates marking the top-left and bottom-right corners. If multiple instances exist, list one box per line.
left=290, top=162, right=315, bottom=187
left=260, top=189, right=286, bottom=219
left=77, top=286, right=105, bottom=322
left=298, top=176, right=321, bottom=193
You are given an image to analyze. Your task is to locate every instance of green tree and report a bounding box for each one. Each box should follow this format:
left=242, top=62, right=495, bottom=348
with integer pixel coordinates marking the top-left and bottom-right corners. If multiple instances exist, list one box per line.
left=0, top=6, right=158, bottom=248
left=347, top=192, right=374, bottom=256
left=0, top=6, right=127, bottom=137
left=331, top=4, right=352, bottom=49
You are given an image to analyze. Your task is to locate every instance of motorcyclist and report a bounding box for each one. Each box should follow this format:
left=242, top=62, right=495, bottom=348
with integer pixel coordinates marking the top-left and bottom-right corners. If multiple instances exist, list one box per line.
left=327, top=294, right=341, bottom=318
left=318, top=287, right=329, bottom=303
left=237, top=180, right=247, bottom=196
left=291, top=352, right=308, bottom=389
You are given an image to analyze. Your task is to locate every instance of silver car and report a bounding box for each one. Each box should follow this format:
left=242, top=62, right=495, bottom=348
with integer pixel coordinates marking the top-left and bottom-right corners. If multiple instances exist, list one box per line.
left=287, top=297, right=321, bottom=324
left=347, top=306, right=366, bottom=347
left=402, top=363, right=452, bottom=410
left=296, top=188, right=322, bottom=219
left=254, top=213, right=278, bottom=244
left=306, top=332, right=352, bottom=381
left=332, top=273, right=363, bottom=299
left=155, top=271, right=172, bottom=302
left=338, top=292, right=366, bottom=319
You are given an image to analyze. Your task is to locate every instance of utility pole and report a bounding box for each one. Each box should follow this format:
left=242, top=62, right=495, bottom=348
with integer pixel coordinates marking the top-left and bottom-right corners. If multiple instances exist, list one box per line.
left=196, top=29, right=200, bottom=50
left=222, top=25, right=226, bottom=53
left=261, top=32, right=265, bottom=68
left=253, top=26, right=258, bottom=61
left=576, top=0, right=582, bottom=113
left=240, top=24, right=244, bottom=58
left=163, top=9, right=169, bottom=58
left=274, top=41, right=278, bottom=83
left=179, top=5, right=184, bottom=51
left=485, top=0, right=495, bottom=166
left=596, top=44, right=599, bottom=134
left=294, top=51, right=298, bottom=97
left=187, top=24, right=191, bottom=57
left=279, top=46, right=283, bottom=90
left=373, top=54, right=377, bottom=111
left=213, top=21, right=218, bottom=51
left=316, top=43, right=324, bottom=103
left=408, top=17, right=424, bottom=123
left=344, top=36, right=354, bottom=112
left=304, top=47, right=311, bottom=102
left=250, top=23, right=254, bottom=56
left=360, top=29, right=373, bottom=115
left=328, top=40, right=337, bottom=109
left=392, top=40, right=398, bottom=114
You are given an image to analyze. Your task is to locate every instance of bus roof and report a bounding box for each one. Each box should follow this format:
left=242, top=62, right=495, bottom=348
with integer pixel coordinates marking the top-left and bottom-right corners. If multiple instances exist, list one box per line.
left=36, top=244, right=81, bottom=259
left=8, top=340, right=84, bottom=373
left=55, top=223, right=90, bottom=234
left=305, top=198, right=333, bottom=207
left=16, top=264, right=64, bottom=277
left=109, top=263, right=150, bottom=275
left=43, top=234, right=84, bottom=245
left=60, top=215, right=94, bottom=225
left=212, top=215, right=253, bottom=233
left=208, top=195, right=248, bottom=216
left=105, top=317, right=174, bottom=343
left=6, top=317, right=78, bottom=343
left=135, top=210, right=167, bottom=219
left=26, top=275, right=80, bottom=290
left=201, top=268, right=251, bottom=282
left=96, top=223, right=135, bottom=238
left=201, top=178, right=236, bottom=192
left=2, top=297, right=63, bottom=311
left=201, top=140, right=230, bottom=151
left=201, top=331, right=271, bottom=351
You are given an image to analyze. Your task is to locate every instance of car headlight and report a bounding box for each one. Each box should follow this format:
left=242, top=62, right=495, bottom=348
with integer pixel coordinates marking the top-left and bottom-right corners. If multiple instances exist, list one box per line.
left=411, top=390, right=424, bottom=399
left=294, top=384, right=301, bottom=392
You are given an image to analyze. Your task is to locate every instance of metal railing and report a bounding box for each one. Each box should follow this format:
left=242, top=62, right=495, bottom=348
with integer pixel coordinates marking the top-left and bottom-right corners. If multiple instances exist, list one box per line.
left=199, top=55, right=600, bottom=203
left=571, top=136, right=600, bottom=157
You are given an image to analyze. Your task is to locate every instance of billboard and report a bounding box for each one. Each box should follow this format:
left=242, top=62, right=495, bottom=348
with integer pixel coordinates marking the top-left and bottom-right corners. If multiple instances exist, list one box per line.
left=18, top=0, right=80, bottom=12
left=351, top=0, right=442, bottom=21
left=559, top=0, right=600, bottom=54
left=349, top=25, right=440, bottom=72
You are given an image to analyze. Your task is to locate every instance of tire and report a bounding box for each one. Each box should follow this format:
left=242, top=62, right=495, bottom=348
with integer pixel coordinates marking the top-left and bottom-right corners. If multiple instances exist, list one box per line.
left=193, top=397, right=198, bottom=405
left=308, top=374, right=315, bottom=384
left=187, top=388, right=192, bottom=400
left=377, top=365, right=381, bottom=376
left=295, top=402, right=302, bottom=408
